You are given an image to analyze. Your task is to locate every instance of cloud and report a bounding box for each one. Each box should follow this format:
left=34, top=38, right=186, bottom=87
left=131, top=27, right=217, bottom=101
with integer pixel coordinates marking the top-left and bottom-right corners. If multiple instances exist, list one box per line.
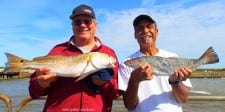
left=32, top=17, right=66, bottom=31
left=0, top=0, right=72, bottom=66
left=97, top=0, right=225, bottom=68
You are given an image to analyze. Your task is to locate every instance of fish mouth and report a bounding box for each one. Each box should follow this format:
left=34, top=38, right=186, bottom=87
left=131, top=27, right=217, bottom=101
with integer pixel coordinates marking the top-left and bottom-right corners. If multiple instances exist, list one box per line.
left=105, top=56, right=116, bottom=68
left=110, top=57, right=116, bottom=67
left=124, top=60, right=133, bottom=67
left=110, top=63, right=115, bottom=68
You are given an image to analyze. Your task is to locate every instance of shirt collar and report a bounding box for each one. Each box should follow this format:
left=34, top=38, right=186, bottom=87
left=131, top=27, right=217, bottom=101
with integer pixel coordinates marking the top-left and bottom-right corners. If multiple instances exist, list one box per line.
left=68, top=36, right=102, bottom=51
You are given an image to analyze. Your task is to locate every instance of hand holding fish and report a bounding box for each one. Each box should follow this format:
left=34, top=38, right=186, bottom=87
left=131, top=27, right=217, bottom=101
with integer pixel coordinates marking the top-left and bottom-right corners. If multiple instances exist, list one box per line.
left=91, top=77, right=107, bottom=86
left=36, top=67, right=57, bottom=88
left=130, top=63, right=153, bottom=83
left=168, top=67, right=192, bottom=85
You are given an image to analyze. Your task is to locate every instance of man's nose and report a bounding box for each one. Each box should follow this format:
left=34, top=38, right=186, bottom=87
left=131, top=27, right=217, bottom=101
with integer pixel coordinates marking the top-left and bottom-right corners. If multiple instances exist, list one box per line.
left=143, top=27, right=149, bottom=33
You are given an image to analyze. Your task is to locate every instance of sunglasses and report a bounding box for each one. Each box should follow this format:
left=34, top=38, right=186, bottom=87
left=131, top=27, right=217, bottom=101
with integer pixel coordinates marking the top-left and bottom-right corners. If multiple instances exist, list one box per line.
left=72, top=19, right=93, bottom=26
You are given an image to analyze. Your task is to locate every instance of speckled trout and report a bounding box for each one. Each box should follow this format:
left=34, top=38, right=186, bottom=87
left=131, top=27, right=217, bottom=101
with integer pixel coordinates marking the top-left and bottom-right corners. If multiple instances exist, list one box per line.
left=4, top=52, right=116, bottom=81
left=124, top=46, right=219, bottom=75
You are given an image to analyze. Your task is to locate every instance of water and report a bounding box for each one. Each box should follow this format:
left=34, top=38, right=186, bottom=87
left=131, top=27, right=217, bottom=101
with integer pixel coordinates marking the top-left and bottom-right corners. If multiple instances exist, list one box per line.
left=183, top=78, right=225, bottom=112
left=0, top=78, right=225, bottom=112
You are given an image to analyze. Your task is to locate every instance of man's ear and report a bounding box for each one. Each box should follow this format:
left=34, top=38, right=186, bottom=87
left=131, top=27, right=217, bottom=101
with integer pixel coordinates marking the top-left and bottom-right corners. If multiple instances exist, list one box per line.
left=156, top=28, right=159, bottom=37
left=134, top=32, right=137, bottom=39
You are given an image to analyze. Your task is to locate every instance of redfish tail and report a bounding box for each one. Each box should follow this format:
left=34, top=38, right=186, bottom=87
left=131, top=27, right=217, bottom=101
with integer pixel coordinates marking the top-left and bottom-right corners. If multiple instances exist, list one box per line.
left=199, top=46, right=219, bottom=64
left=3, top=53, right=28, bottom=73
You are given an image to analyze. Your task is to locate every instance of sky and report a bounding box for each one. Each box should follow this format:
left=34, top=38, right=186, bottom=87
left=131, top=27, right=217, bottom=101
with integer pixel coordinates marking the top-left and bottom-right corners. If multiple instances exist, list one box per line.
left=0, top=0, right=224, bottom=68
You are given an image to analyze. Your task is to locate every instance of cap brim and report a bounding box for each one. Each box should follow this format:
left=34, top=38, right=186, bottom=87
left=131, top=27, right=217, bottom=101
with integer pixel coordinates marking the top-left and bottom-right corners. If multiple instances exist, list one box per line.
left=133, top=15, right=155, bottom=26
left=70, top=13, right=95, bottom=19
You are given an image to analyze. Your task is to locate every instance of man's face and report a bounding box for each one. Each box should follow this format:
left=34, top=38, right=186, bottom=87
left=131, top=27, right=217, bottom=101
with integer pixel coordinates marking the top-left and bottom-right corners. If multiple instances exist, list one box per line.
left=134, top=19, right=158, bottom=47
left=72, top=15, right=97, bottom=40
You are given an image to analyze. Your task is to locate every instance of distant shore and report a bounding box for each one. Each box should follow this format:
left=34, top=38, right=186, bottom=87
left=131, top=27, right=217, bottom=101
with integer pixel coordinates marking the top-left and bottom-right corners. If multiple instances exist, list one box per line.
left=191, top=68, right=225, bottom=78
left=1, top=68, right=225, bottom=81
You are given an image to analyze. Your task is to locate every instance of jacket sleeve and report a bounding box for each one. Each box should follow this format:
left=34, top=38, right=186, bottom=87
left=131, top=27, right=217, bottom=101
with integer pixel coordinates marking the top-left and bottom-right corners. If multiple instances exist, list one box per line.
left=28, top=72, right=49, bottom=98
left=28, top=45, right=61, bottom=98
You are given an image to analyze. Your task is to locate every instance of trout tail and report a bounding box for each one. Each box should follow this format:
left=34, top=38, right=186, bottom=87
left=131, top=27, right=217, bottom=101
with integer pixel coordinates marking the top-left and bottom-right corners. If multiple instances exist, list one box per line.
left=198, top=46, right=219, bottom=65
left=3, top=53, right=28, bottom=73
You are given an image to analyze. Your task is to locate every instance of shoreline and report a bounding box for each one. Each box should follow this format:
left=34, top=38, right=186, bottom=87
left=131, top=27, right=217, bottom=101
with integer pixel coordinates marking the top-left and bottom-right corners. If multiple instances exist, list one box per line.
left=1, top=68, right=225, bottom=81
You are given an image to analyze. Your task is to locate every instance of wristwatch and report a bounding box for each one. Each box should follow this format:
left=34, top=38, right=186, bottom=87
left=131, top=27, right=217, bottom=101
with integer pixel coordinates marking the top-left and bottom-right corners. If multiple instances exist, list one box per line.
left=168, top=80, right=182, bottom=87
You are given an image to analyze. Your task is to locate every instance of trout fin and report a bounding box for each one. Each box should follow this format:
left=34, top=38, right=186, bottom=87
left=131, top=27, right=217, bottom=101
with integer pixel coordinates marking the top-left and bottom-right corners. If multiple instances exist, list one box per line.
left=198, top=46, right=219, bottom=64
left=4, top=53, right=28, bottom=73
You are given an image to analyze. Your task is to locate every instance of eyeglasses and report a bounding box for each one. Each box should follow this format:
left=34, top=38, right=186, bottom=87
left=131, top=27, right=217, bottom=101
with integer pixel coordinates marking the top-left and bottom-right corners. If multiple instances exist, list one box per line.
left=72, top=19, right=93, bottom=26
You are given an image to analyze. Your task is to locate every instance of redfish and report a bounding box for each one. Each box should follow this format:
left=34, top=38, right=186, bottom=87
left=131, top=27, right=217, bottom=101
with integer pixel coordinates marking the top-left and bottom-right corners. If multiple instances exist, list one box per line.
left=124, top=47, right=219, bottom=75
left=4, top=52, right=116, bottom=81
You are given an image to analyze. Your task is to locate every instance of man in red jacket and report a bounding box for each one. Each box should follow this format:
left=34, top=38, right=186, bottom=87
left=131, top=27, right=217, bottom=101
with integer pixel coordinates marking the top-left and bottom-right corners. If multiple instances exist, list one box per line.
left=29, top=4, right=120, bottom=112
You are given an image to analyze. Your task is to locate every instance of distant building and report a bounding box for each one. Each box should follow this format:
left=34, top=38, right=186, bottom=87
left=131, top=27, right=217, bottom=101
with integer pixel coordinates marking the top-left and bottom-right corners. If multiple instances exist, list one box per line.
left=0, top=67, right=4, bottom=72
left=0, top=66, right=33, bottom=79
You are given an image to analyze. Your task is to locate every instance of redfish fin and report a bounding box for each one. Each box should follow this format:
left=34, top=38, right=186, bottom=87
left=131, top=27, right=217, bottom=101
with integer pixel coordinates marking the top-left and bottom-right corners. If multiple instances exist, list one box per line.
left=199, top=46, right=219, bottom=64
left=4, top=53, right=28, bottom=73
left=74, top=59, right=95, bottom=82
left=74, top=73, right=90, bottom=82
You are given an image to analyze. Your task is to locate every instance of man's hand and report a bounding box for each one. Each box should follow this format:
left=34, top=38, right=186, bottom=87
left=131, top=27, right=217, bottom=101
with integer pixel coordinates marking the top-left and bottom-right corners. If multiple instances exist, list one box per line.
left=36, top=67, right=57, bottom=88
left=130, top=63, right=153, bottom=83
left=91, top=77, right=106, bottom=86
left=168, top=67, right=192, bottom=103
left=169, top=67, right=192, bottom=83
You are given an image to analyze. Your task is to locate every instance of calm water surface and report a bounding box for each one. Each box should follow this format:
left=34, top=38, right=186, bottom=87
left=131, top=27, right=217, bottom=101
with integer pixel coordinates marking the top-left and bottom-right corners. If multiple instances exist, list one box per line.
left=0, top=78, right=225, bottom=112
